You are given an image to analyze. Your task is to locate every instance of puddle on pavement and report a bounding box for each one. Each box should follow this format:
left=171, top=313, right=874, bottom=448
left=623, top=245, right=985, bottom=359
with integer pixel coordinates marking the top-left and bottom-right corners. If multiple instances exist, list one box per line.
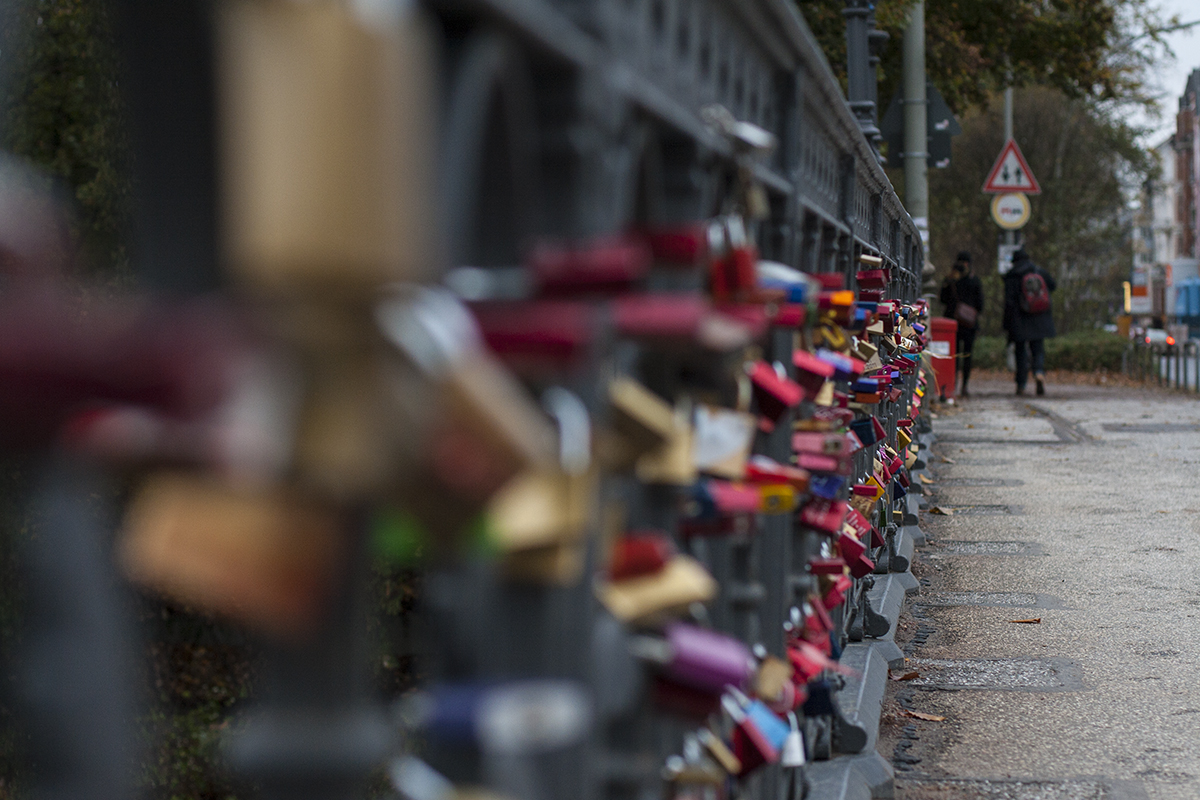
left=903, top=657, right=1084, bottom=691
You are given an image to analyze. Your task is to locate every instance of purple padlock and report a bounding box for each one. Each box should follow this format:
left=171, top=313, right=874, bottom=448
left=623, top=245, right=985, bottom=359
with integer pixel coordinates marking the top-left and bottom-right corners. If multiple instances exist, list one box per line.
left=663, top=623, right=754, bottom=693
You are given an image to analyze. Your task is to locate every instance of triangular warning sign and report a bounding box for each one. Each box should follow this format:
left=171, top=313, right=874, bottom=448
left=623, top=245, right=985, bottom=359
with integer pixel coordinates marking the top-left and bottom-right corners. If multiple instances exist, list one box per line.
left=982, top=139, right=1041, bottom=195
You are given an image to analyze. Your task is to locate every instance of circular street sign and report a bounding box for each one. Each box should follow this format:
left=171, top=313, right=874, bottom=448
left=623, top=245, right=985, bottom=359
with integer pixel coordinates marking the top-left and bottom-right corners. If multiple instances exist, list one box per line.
left=991, top=193, right=1031, bottom=230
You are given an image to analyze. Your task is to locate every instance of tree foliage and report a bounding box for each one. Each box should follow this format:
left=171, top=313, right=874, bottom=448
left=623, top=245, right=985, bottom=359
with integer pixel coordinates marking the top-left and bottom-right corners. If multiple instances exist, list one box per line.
left=0, top=0, right=131, bottom=279
left=921, top=86, right=1148, bottom=335
left=796, top=0, right=1179, bottom=115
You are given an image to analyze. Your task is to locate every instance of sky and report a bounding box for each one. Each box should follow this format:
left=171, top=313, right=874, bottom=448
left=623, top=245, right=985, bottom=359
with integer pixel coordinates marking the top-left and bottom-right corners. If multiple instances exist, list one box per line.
left=1130, top=0, right=1200, bottom=146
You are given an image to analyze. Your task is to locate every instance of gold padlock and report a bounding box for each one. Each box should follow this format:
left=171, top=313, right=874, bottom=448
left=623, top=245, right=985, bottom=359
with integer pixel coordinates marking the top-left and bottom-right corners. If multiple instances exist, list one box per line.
left=216, top=0, right=436, bottom=292
left=636, top=404, right=698, bottom=487
left=119, top=471, right=344, bottom=638
left=598, top=555, right=717, bottom=624
left=609, top=377, right=676, bottom=453
left=487, top=468, right=597, bottom=552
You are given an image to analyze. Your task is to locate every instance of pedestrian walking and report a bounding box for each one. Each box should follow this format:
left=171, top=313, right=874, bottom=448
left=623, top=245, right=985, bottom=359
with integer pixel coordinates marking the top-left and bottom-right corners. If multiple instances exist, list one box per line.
left=1002, top=248, right=1056, bottom=396
left=939, top=251, right=984, bottom=397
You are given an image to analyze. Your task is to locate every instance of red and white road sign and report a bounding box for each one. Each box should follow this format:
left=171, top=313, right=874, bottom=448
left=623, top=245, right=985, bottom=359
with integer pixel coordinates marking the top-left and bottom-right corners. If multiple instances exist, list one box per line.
left=982, top=139, right=1041, bottom=194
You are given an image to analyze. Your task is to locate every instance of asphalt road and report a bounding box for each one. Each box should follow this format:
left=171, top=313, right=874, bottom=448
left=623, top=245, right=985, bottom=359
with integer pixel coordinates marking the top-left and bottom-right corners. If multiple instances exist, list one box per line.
left=879, top=375, right=1200, bottom=800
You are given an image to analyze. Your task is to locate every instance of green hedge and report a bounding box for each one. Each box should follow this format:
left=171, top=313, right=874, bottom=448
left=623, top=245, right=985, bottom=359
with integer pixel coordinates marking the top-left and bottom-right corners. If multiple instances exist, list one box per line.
left=970, top=331, right=1128, bottom=372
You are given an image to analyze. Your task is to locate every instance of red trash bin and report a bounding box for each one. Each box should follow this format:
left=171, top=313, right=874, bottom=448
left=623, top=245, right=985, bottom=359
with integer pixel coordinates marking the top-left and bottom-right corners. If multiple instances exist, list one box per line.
left=929, top=318, right=958, bottom=399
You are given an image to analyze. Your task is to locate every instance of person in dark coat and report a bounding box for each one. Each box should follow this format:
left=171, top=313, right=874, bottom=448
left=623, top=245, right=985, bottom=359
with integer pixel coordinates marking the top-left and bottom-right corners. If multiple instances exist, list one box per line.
left=939, top=251, right=984, bottom=397
left=1003, top=248, right=1056, bottom=396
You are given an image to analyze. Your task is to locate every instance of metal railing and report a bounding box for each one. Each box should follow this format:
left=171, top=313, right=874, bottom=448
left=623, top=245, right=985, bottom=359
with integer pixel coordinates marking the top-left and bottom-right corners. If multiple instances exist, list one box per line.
left=1124, top=341, right=1200, bottom=392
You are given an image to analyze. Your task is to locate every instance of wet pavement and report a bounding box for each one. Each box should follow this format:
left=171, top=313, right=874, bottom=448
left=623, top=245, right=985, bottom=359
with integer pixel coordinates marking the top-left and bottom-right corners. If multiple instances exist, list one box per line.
left=880, top=376, right=1200, bottom=800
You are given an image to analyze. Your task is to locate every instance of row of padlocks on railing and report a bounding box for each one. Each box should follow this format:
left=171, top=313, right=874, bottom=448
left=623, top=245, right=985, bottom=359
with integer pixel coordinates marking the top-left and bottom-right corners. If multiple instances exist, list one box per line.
left=0, top=0, right=933, bottom=799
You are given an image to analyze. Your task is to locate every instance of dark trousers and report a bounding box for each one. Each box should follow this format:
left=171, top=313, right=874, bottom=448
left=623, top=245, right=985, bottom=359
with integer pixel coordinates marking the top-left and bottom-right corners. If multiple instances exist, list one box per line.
left=1014, top=339, right=1045, bottom=389
left=956, top=327, right=977, bottom=391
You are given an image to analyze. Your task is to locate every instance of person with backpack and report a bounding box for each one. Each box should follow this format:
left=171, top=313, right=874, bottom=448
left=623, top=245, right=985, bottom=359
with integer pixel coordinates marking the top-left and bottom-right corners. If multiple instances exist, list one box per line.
left=1003, top=248, right=1056, bottom=396
left=939, top=251, right=984, bottom=397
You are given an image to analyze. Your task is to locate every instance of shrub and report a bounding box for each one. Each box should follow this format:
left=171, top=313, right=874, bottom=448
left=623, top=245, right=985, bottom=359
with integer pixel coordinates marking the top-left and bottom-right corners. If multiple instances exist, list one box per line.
left=969, top=331, right=1128, bottom=373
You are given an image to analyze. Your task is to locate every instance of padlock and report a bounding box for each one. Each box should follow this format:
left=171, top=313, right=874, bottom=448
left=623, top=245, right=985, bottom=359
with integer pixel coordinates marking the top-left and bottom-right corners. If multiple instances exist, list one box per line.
left=797, top=498, right=848, bottom=536
left=792, top=349, right=836, bottom=397
left=780, top=712, right=806, bottom=768
left=792, top=431, right=850, bottom=457
left=377, top=288, right=556, bottom=533
left=119, top=471, right=345, bottom=638
left=856, top=268, right=889, bottom=289
left=745, top=455, right=810, bottom=490
left=816, top=349, right=865, bottom=381
left=216, top=0, right=435, bottom=291
left=528, top=234, right=652, bottom=296
left=637, top=222, right=708, bottom=264
left=797, top=599, right=833, bottom=649
left=759, top=483, right=798, bottom=515
left=814, top=322, right=850, bottom=352
left=685, top=479, right=761, bottom=518
left=709, top=217, right=758, bottom=302
left=849, top=486, right=877, bottom=518
left=598, top=554, right=718, bottom=623
left=697, top=727, right=742, bottom=775
left=795, top=451, right=850, bottom=476
left=848, top=417, right=878, bottom=447
left=787, top=640, right=837, bottom=683
left=635, top=402, right=699, bottom=487
left=807, top=557, right=847, bottom=576
left=722, top=687, right=790, bottom=765
left=820, top=574, right=853, bottom=611
left=487, top=468, right=595, bottom=553
left=835, top=529, right=865, bottom=562
left=470, top=300, right=593, bottom=374
left=809, top=474, right=844, bottom=500
left=692, top=404, right=757, bottom=480
left=631, top=623, right=755, bottom=694
left=489, top=387, right=594, bottom=582
left=756, top=260, right=820, bottom=304
left=609, top=532, right=674, bottom=580
left=812, top=380, right=836, bottom=407
left=609, top=376, right=676, bottom=454
left=754, top=655, right=796, bottom=707
left=748, top=361, right=803, bottom=422
left=612, top=293, right=755, bottom=352
left=403, top=679, right=591, bottom=755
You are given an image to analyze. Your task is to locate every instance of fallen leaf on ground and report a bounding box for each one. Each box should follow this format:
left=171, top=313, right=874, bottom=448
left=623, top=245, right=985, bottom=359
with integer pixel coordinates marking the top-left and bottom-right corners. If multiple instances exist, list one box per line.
left=890, top=670, right=920, bottom=681
left=929, top=507, right=954, bottom=516
left=966, top=424, right=975, bottom=428
left=919, top=474, right=934, bottom=484
left=1156, top=510, right=1169, bottom=514
left=903, top=710, right=945, bottom=722
left=940, top=457, right=956, bottom=464
left=1010, top=618, right=1041, bottom=624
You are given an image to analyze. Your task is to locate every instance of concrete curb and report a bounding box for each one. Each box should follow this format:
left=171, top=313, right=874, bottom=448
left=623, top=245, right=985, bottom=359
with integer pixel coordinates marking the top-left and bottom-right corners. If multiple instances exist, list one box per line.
left=804, top=429, right=934, bottom=798
left=807, top=566, right=919, bottom=797
left=807, top=641, right=896, bottom=798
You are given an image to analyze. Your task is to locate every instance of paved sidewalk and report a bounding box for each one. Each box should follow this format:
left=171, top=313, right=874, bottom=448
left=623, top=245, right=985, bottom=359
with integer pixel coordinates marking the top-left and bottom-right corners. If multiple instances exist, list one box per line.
left=879, top=376, right=1200, bottom=800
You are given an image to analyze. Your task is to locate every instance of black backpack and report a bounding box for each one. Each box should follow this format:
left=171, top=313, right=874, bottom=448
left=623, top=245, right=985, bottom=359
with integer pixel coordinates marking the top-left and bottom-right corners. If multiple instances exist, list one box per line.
left=1019, top=271, right=1050, bottom=314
